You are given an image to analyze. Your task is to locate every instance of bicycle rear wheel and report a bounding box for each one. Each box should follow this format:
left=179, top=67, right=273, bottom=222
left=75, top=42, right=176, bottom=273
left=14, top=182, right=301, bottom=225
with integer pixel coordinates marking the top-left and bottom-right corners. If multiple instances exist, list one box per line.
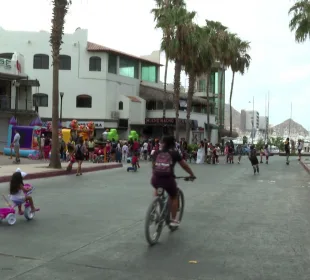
left=144, top=197, right=164, bottom=246
left=168, top=188, right=185, bottom=231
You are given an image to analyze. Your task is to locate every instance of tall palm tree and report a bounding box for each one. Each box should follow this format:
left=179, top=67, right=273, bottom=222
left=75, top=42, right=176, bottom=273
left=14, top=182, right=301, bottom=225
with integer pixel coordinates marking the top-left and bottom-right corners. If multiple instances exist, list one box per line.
left=155, top=3, right=195, bottom=140
left=49, top=0, right=71, bottom=168
left=229, top=37, right=251, bottom=136
left=203, top=20, right=221, bottom=140
left=152, top=0, right=184, bottom=135
left=289, top=0, right=310, bottom=43
left=183, top=24, right=207, bottom=142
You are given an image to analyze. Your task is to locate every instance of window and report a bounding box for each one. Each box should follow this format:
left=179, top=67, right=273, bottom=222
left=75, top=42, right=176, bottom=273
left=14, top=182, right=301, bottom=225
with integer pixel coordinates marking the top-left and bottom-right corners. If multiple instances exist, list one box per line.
left=118, top=101, right=123, bottom=110
left=108, top=54, right=117, bottom=74
left=198, top=80, right=206, bottom=92
left=89, top=56, right=101, bottom=71
left=76, top=95, right=92, bottom=108
left=33, top=54, right=49, bottom=69
left=141, top=63, right=158, bottom=82
left=209, top=72, right=216, bottom=93
left=33, top=93, right=48, bottom=107
left=0, top=53, right=13, bottom=60
left=119, top=56, right=138, bottom=78
left=59, top=55, right=71, bottom=70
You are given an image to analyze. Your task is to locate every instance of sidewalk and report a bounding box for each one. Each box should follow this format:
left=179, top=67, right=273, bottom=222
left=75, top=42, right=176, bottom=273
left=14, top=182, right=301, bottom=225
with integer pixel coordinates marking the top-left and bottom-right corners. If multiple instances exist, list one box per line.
left=0, top=160, right=123, bottom=183
left=300, top=157, right=310, bottom=173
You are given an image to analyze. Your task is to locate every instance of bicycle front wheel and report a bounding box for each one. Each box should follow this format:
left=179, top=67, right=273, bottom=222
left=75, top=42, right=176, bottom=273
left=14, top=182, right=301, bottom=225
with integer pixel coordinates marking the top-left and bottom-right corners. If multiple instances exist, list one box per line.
left=168, top=188, right=185, bottom=231
left=144, top=197, right=164, bottom=246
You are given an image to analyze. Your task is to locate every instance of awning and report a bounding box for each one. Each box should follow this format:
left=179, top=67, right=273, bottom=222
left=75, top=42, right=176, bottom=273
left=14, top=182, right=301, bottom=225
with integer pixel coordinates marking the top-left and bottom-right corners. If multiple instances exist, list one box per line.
left=0, top=73, right=27, bottom=81
left=19, top=79, right=40, bottom=87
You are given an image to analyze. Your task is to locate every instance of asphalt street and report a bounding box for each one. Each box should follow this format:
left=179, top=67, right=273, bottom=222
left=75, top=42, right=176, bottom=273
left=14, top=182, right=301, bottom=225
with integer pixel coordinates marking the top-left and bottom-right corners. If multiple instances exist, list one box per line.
left=1, top=156, right=310, bottom=280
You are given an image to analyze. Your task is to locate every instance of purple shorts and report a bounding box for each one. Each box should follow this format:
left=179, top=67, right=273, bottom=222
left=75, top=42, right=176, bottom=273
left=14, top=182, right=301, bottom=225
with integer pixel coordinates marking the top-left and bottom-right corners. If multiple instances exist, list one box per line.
left=151, top=175, right=178, bottom=197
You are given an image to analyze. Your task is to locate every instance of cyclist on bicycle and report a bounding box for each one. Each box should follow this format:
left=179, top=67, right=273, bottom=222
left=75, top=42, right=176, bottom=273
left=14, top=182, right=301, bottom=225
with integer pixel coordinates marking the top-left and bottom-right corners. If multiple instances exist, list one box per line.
left=151, top=135, right=196, bottom=227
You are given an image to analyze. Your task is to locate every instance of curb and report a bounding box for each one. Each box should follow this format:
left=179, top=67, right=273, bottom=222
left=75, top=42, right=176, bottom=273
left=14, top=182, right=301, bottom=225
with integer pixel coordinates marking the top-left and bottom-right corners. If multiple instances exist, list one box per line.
left=300, top=160, right=310, bottom=174
left=0, top=163, right=123, bottom=183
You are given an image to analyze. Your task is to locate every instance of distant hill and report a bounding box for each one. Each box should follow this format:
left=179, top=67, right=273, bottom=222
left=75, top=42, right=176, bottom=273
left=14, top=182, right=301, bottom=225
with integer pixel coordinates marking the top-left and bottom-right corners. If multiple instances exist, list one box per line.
left=224, top=104, right=240, bottom=130
left=272, top=119, right=309, bottom=137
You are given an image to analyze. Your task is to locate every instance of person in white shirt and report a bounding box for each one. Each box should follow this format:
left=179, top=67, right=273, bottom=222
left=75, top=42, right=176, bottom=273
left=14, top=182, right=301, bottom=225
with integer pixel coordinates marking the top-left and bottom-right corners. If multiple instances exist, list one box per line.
left=122, top=143, right=128, bottom=162
left=142, top=141, right=148, bottom=160
left=12, top=130, right=20, bottom=163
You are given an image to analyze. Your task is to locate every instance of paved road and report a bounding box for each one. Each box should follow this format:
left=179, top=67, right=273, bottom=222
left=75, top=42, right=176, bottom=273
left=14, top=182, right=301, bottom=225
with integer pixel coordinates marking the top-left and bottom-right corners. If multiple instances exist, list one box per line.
left=1, top=156, right=310, bottom=280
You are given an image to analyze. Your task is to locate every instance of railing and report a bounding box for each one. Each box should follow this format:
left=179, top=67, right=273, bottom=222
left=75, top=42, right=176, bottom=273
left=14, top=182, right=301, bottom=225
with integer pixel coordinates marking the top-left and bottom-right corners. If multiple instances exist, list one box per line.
left=0, top=96, right=34, bottom=112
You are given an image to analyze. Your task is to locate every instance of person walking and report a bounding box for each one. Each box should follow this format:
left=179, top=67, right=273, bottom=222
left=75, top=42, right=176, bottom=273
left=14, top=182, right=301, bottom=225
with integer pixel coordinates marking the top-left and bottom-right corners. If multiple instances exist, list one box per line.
left=12, top=129, right=20, bottom=164
left=284, top=138, right=290, bottom=165
left=75, top=138, right=85, bottom=176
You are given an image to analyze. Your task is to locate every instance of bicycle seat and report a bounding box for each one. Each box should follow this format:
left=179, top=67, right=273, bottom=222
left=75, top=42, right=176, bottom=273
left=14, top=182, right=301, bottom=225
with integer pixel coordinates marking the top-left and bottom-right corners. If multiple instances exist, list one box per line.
left=157, top=187, right=165, bottom=195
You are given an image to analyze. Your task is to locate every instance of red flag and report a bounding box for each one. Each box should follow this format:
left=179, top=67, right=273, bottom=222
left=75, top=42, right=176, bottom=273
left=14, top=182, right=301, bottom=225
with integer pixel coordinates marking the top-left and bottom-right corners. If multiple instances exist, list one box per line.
left=16, top=60, right=21, bottom=73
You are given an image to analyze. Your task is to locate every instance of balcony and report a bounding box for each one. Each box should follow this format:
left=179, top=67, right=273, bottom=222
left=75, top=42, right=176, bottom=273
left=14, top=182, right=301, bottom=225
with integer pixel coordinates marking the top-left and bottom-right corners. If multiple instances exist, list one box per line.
left=0, top=96, right=36, bottom=114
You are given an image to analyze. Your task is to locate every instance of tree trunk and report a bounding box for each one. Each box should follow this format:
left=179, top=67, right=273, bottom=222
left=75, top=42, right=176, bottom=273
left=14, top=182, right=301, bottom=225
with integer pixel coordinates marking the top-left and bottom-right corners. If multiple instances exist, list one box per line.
left=174, top=59, right=181, bottom=141
left=185, top=72, right=195, bottom=143
left=229, top=71, right=235, bottom=137
left=162, top=55, right=169, bottom=136
left=206, top=71, right=211, bottom=141
left=49, top=61, right=61, bottom=168
left=49, top=0, right=70, bottom=168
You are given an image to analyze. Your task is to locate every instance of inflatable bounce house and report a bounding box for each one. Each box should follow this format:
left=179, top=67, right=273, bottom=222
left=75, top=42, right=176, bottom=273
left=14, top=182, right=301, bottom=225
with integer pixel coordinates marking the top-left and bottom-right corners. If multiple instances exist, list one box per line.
left=128, top=130, right=139, bottom=141
left=66, top=120, right=95, bottom=142
left=4, top=116, right=44, bottom=157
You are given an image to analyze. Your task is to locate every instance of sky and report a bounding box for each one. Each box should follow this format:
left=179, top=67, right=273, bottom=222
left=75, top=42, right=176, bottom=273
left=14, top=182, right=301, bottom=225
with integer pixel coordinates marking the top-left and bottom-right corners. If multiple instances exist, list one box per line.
left=1, top=0, right=309, bottom=128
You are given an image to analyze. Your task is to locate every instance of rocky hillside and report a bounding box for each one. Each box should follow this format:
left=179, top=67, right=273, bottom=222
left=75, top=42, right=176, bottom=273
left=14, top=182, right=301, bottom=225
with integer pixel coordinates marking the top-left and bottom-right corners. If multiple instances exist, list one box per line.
left=224, top=104, right=241, bottom=130
left=272, top=119, right=309, bottom=137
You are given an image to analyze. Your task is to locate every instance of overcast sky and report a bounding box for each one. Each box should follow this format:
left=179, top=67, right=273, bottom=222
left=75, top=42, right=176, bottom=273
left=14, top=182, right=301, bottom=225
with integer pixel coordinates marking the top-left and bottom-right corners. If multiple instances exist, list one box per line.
left=1, top=0, right=309, bottom=128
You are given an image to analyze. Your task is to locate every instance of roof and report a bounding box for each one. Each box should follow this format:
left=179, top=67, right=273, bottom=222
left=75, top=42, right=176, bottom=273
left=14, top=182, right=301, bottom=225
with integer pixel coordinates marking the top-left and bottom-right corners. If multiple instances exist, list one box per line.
left=87, top=42, right=163, bottom=66
left=127, top=96, right=141, bottom=103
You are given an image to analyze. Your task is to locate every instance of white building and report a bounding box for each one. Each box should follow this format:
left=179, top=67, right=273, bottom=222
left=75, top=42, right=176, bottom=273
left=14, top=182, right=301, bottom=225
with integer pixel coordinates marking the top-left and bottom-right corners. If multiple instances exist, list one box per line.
left=240, top=110, right=259, bottom=131
left=0, top=27, right=223, bottom=143
left=259, top=116, right=268, bottom=131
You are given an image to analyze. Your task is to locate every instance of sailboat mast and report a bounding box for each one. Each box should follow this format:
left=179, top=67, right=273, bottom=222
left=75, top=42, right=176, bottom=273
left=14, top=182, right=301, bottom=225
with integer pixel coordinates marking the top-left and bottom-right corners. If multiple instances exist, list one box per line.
left=289, top=102, right=292, bottom=136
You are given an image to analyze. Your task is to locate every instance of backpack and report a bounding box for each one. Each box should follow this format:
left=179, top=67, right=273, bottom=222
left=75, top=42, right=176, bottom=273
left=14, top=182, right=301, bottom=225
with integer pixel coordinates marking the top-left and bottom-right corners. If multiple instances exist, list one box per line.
left=153, top=151, right=173, bottom=177
left=250, top=149, right=256, bottom=158
left=75, top=144, right=83, bottom=158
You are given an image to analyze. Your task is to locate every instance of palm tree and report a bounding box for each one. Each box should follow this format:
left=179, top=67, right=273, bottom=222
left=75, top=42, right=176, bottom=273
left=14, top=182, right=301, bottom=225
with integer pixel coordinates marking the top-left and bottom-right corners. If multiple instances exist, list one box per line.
left=203, top=20, right=222, bottom=140
left=152, top=0, right=185, bottom=135
left=229, top=37, right=251, bottom=136
left=289, top=0, right=310, bottom=43
left=49, top=0, right=71, bottom=168
left=183, top=24, right=206, bottom=142
left=154, top=1, right=195, bottom=140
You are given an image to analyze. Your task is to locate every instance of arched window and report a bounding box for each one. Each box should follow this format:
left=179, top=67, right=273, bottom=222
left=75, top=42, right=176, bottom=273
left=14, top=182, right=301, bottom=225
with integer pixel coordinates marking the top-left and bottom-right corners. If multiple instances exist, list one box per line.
left=89, top=56, right=101, bottom=71
left=76, top=95, right=92, bottom=108
left=59, top=55, right=71, bottom=70
left=33, top=54, right=49, bottom=69
left=118, top=101, right=123, bottom=110
left=33, top=93, right=48, bottom=107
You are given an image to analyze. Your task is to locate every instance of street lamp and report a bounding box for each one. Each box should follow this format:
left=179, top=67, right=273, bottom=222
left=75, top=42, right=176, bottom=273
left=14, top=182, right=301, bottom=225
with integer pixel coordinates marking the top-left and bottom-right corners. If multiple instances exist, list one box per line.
left=60, top=92, right=64, bottom=124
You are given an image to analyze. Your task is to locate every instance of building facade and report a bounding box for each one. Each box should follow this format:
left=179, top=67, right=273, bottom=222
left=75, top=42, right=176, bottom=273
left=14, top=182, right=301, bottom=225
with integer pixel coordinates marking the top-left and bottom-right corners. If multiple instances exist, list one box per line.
left=0, top=51, right=39, bottom=150
left=259, top=116, right=269, bottom=131
left=0, top=27, right=225, bottom=143
left=240, top=110, right=260, bottom=131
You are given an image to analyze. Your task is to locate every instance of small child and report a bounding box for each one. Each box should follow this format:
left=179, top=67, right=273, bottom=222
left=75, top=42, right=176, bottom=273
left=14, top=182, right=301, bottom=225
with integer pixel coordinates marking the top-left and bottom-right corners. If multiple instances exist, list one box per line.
left=127, top=153, right=139, bottom=172
left=264, top=144, right=269, bottom=164
left=249, top=145, right=259, bottom=174
left=9, top=170, right=38, bottom=214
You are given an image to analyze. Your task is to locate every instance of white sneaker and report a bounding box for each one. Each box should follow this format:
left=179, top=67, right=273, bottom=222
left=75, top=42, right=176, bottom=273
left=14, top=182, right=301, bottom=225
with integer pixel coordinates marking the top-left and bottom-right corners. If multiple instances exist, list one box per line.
left=170, top=220, right=180, bottom=227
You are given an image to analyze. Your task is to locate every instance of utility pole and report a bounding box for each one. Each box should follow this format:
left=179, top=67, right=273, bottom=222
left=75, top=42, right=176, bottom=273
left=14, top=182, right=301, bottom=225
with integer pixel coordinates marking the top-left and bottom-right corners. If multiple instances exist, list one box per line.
left=289, top=102, right=292, bottom=137
left=252, top=96, right=254, bottom=144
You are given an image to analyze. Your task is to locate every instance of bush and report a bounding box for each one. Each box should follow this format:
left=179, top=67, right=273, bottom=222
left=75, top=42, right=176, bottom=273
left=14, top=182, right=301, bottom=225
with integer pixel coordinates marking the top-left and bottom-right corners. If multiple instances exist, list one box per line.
left=187, top=144, right=198, bottom=153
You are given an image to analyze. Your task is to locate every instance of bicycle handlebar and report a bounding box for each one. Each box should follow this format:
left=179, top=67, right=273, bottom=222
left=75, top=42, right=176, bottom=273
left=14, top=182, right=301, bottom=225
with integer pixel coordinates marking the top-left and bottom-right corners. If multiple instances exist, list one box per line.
left=175, top=176, right=196, bottom=181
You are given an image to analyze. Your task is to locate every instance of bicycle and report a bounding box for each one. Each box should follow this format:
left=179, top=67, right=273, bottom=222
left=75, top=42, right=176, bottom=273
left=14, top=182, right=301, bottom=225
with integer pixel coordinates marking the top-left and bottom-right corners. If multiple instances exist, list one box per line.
left=144, top=176, right=194, bottom=246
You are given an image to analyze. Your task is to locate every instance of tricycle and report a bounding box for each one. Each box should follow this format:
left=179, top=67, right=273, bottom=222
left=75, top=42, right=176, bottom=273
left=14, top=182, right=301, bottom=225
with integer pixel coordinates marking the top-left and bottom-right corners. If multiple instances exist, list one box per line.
left=0, top=183, right=39, bottom=226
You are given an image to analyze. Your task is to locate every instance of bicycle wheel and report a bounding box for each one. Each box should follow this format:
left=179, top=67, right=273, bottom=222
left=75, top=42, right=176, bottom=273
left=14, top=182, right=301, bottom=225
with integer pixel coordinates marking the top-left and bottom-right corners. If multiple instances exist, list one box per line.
left=144, top=197, right=164, bottom=246
left=168, top=189, right=185, bottom=231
